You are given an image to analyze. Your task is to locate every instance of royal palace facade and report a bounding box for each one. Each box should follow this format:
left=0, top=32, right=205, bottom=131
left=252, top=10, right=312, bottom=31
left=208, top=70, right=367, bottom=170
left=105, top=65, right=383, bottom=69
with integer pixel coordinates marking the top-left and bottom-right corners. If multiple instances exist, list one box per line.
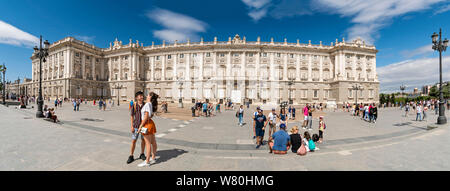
left=25, top=34, right=379, bottom=106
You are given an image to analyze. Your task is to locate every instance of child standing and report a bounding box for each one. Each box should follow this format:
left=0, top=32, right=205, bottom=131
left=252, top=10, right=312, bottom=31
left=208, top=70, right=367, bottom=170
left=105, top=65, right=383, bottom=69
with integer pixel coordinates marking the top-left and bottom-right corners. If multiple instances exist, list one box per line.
left=318, top=116, right=325, bottom=143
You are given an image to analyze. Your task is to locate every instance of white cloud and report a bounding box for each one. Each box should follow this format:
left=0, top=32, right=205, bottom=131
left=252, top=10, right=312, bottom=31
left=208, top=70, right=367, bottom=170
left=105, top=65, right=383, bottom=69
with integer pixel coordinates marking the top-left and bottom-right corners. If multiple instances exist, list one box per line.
left=146, top=8, right=208, bottom=42
left=434, top=4, right=450, bottom=15
left=400, top=44, right=433, bottom=58
left=378, top=55, right=450, bottom=93
left=0, top=20, right=39, bottom=47
left=240, top=0, right=446, bottom=43
left=313, top=0, right=445, bottom=43
left=242, top=0, right=272, bottom=21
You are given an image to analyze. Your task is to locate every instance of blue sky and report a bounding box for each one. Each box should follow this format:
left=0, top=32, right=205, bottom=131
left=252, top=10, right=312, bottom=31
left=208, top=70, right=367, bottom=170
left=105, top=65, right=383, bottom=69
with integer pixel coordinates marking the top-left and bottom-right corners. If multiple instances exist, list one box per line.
left=0, top=0, right=449, bottom=93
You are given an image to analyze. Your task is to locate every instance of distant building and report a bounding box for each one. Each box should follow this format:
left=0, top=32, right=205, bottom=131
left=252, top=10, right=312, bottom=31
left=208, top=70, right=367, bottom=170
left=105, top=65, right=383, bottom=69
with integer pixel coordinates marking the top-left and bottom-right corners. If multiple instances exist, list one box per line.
left=422, top=85, right=432, bottom=95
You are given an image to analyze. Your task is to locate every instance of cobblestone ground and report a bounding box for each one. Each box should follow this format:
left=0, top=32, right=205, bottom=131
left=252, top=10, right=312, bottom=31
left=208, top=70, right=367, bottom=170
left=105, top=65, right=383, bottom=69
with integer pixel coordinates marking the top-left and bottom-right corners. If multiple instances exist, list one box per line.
left=0, top=101, right=449, bottom=170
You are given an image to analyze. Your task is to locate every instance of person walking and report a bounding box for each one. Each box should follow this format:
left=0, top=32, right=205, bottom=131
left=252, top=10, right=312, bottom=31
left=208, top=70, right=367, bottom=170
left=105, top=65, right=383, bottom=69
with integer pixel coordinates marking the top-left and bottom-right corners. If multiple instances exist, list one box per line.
left=103, top=99, right=106, bottom=111
left=137, top=93, right=158, bottom=167
left=237, top=105, right=244, bottom=126
left=291, top=106, right=296, bottom=120
left=307, top=105, right=314, bottom=131
left=267, top=108, right=278, bottom=138
left=76, top=98, right=80, bottom=111
left=302, top=104, right=309, bottom=130
left=254, top=109, right=268, bottom=149
left=416, top=104, right=422, bottom=121
left=127, top=91, right=146, bottom=164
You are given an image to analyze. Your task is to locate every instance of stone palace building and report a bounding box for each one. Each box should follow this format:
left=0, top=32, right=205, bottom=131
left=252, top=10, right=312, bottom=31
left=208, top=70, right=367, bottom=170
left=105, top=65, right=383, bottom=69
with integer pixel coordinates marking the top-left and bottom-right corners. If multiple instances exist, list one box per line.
left=23, top=34, right=379, bottom=107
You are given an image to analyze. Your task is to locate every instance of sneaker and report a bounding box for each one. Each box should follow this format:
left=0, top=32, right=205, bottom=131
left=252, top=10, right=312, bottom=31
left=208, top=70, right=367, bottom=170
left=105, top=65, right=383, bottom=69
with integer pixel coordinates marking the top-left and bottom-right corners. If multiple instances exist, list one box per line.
left=137, top=161, right=150, bottom=167
left=256, top=144, right=261, bottom=149
left=126, top=155, right=134, bottom=164
left=253, top=136, right=256, bottom=139
left=302, top=127, right=306, bottom=130
left=149, top=158, right=156, bottom=164
left=139, top=153, right=146, bottom=160
left=308, top=128, right=312, bottom=131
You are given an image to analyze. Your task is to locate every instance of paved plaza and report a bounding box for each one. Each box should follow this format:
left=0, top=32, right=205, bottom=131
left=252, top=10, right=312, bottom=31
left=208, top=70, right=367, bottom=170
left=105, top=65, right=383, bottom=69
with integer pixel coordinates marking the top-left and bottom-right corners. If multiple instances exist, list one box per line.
left=0, top=101, right=449, bottom=171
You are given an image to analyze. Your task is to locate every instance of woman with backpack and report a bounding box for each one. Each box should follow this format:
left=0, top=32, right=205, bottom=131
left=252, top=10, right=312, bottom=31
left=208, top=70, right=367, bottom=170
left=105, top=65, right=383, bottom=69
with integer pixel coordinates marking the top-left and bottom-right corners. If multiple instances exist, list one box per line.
left=318, top=116, right=325, bottom=143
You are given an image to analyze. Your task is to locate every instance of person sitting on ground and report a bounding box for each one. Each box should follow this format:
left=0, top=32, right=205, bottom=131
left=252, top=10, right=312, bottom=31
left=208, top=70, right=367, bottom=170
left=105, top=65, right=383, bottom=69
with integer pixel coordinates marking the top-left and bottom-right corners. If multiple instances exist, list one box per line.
left=269, top=123, right=290, bottom=154
left=48, top=108, right=59, bottom=123
left=289, top=126, right=302, bottom=153
left=312, top=134, right=320, bottom=151
left=303, top=131, right=315, bottom=152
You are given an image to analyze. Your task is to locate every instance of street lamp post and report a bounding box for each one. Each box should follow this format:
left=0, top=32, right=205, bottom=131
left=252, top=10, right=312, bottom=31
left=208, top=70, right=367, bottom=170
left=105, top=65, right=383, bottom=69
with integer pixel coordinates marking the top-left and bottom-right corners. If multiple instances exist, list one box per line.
left=352, top=84, right=362, bottom=106
left=1, top=63, right=6, bottom=105
left=113, top=84, right=123, bottom=106
left=33, top=36, right=50, bottom=118
left=400, top=84, right=406, bottom=97
left=432, top=28, right=449, bottom=125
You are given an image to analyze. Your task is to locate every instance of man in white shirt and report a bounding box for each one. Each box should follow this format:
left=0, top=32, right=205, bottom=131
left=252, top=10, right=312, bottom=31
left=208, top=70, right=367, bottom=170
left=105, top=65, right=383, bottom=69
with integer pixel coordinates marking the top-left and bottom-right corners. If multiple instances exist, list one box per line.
left=416, top=104, right=422, bottom=121
left=268, top=108, right=278, bottom=138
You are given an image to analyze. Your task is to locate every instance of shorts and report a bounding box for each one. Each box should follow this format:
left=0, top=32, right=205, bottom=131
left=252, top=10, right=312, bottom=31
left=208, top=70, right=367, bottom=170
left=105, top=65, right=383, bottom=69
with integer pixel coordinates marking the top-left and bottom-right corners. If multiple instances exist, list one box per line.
left=304, top=116, right=308, bottom=120
left=255, top=127, right=265, bottom=137
left=131, top=128, right=144, bottom=140
left=319, top=130, right=323, bottom=138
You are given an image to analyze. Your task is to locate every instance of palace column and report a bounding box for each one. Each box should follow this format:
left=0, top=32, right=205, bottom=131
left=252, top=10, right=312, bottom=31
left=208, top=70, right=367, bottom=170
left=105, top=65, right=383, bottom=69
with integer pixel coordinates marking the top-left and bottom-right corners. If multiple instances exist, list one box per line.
left=150, top=56, right=155, bottom=81
left=118, top=56, right=122, bottom=81
left=107, top=58, right=112, bottom=81
left=372, top=56, right=377, bottom=80
left=352, top=54, right=357, bottom=80
left=269, top=52, right=275, bottom=103
left=308, top=54, right=312, bottom=81
left=296, top=54, right=300, bottom=80
left=92, top=56, right=96, bottom=80
left=362, top=55, right=367, bottom=81
left=283, top=53, right=288, bottom=80
left=162, top=54, right=166, bottom=81
left=240, top=51, right=246, bottom=102
left=173, top=53, right=177, bottom=79
left=226, top=52, right=232, bottom=98
left=82, top=54, right=86, bottom=79
left=340, top=52, right=345, bottom=80
left=212, top=52, right=217, bottom=101
left=319, top=55, right=323, bottom=82
left=199, top=52, right=204, bottom=99
left=334, top=54, right=338, bottom=79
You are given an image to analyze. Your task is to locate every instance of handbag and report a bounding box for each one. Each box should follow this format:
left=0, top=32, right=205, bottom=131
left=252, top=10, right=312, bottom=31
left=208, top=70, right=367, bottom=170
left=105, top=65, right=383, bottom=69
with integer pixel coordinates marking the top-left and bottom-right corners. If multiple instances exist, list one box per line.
left=140, top=127, right=148, bottom=134
left=297, top=143, right=307, bottom=156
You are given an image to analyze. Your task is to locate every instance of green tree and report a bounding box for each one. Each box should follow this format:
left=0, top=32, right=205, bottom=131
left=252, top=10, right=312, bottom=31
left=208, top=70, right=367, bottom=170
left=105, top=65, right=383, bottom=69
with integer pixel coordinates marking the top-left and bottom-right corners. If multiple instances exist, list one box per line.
left=380, top=94, right=385, bottom=104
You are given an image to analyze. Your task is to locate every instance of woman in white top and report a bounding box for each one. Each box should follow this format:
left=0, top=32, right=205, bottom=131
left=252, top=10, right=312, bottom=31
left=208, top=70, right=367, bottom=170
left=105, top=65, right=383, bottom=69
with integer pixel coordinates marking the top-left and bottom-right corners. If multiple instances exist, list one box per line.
left=137, top=94, right=158, bottom=167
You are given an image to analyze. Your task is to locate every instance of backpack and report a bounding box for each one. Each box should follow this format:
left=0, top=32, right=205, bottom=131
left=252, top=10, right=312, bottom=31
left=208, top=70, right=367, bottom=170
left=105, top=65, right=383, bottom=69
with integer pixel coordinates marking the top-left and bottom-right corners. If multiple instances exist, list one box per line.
left=297, top=143, right=307, bottom=156
left=308, top=140, right=315, bottom=151
left=323, top=123, right=326, bottom=130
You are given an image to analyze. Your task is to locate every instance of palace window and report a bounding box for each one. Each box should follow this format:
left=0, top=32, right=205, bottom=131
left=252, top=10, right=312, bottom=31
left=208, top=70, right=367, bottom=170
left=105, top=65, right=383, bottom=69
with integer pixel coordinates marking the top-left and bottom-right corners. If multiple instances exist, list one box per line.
left=206, top=53, right=211, bottom=57
left=86, top=56, right=90, bottom=60
left=248, top=53, right=253, bottom=57
left=301, top=90, right=308, bottom=98
left=180, top=54, right=184, bottom=58
left=277, top=53, right=281, bottom=57
left=263, top=53, right=267, bottom=57
left=234, top=53, right=239, bottom=57
left=290, top=54, right=294, bottom=58
left=220, top=53, right=225, bottom=57
left=193, top=53, right=197, bottom=57
left=314, top=90, right=318, bottom=98
left=168, top=55, right=172, bottom=59
left=156, top=56, right=160, bottom=60
left=348, top=89, right=353, bottom=98
left=75, top=52, right=80, bottom=57
left=124, top=56, right=128, bottom=60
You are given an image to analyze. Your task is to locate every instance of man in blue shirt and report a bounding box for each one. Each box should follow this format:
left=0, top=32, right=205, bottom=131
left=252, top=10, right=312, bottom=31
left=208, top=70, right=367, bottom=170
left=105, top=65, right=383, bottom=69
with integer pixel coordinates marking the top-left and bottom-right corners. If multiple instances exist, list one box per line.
left=254, top=109, right=268, bottom=149
left=203, top=102, right=208, bottom=117
left=270, top=123, right=290, bottom=154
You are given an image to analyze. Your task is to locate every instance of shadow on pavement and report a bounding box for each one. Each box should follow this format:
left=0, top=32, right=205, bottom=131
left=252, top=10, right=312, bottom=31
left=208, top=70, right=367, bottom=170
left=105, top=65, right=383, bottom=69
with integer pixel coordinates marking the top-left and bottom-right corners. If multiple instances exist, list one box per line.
left=156, top=149, right=188, bottom=164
